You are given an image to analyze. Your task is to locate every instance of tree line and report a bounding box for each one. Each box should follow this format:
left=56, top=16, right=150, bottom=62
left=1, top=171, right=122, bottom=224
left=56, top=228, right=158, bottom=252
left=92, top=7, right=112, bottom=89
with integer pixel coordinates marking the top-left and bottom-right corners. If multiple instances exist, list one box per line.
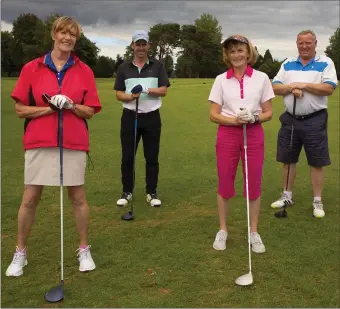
left=2, top=13, right=339, bottom=79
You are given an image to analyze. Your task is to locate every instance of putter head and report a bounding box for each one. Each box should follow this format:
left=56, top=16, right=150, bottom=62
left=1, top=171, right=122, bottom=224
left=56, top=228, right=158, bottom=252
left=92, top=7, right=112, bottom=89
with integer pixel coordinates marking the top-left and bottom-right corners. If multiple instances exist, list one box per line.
left=45, top=282, right=64, bottom=303
left=121, top=211, right=134, bottom=221
left=235, top=272, right=253, bottom=286
left=274, top=207, right=288, bottom=218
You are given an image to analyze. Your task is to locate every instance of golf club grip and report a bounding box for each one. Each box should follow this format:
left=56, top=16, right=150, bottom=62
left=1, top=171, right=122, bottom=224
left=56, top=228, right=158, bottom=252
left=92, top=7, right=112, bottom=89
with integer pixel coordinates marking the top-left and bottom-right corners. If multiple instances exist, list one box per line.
left=292, top=96, right=297, bottom=117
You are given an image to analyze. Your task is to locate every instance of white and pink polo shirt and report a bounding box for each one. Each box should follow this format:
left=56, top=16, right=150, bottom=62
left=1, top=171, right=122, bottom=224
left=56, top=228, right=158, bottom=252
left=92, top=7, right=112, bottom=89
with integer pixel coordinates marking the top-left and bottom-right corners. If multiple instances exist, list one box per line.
left=208, top=65, right=275, bottom=117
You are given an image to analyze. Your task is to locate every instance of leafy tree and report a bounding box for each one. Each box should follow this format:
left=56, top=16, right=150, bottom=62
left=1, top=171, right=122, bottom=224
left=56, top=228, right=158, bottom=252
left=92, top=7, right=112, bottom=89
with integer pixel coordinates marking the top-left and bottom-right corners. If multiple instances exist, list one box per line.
left=325, top=27, right=340, bottom=79
left=148, top=23, right=180, bottom=60
left=93, top=55, right=115, bottom=78
left=1, top=31, right=16, bottom=76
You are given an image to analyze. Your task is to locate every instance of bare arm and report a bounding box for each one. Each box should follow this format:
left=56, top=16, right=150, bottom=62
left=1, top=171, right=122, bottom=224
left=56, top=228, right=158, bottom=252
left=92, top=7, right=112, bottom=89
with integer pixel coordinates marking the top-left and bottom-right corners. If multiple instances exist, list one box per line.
left=290, top=82, right=335, bottom=96
left=258, top=100, right=273, bottom=122
left=72, top=105, right=96, bottom=119
left=116, top=90, right=140, bottom=103
left=209, top=102, right=246, bottom=126
left=15, top=102, right=55, bottom=118
left=272, top=83, right=292, bottom=96
left=148, top=86, right=167, bottom=97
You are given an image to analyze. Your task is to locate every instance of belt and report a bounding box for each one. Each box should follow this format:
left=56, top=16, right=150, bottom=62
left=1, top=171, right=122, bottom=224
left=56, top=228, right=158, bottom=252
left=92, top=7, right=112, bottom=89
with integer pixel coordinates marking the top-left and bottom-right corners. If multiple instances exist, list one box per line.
left=287, top=109, right=326, bottom=120
left=123, top=108, right=159, bottom=116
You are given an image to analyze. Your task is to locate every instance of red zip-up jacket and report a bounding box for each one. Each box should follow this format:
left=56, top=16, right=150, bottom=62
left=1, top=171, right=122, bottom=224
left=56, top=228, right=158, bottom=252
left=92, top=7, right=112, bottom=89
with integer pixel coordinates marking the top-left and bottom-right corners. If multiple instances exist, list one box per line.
left=11, top=53, right=102, bottom=152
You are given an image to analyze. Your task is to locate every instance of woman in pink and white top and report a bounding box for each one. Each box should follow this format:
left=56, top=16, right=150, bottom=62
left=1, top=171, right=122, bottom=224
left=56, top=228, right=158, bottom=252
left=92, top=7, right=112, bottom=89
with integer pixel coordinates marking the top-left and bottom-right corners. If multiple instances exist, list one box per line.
left=208, top=35, right=274, bottom=253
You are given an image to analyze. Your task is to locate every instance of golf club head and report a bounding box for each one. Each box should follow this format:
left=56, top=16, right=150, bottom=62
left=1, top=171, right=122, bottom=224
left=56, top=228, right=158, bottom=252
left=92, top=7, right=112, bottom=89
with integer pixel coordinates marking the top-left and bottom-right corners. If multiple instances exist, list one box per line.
left=121, top=211, right=134, bottom=221
left=44, top=282, right=64, bottom=303
left=235, top=272, right=253, bottom=286
left=274, top=207, right=288, bottom=218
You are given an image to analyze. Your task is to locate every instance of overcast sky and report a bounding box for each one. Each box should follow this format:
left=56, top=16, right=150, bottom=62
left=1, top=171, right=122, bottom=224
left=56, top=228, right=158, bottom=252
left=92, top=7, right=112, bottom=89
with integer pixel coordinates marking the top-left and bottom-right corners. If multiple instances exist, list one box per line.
left=1, top=0, right=339, bottom=62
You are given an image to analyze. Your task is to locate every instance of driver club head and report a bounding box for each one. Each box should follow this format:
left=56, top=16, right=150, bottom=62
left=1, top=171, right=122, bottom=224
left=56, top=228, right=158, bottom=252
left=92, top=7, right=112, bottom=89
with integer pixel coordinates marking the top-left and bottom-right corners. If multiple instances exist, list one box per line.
left=235, top=272, right=253, bottom=286
left=44, top=282, right=64, bottom=303
left=274, top=207, right=288, bottom=218
left=121, top=211, right=134, bottom=221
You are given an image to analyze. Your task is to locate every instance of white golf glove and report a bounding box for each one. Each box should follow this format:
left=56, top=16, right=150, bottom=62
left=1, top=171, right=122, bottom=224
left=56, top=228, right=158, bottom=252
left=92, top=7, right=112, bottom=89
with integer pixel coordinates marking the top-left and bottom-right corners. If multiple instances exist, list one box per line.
left=141, top=85, right=149, bottom=94
left=237, top=108, right=255, bottom=124
left=49, top=94, right=75, bottom=110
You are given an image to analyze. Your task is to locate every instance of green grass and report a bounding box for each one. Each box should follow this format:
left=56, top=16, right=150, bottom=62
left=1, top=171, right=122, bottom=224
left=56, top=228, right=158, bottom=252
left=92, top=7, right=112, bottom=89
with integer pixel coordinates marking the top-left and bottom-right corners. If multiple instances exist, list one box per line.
left=1, top=77, right=339, bottom=308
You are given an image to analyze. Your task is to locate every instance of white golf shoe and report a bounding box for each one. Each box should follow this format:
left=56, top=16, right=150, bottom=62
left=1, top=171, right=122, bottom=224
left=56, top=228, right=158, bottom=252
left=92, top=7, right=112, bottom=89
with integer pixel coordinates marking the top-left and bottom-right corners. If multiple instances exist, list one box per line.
left=250, top=232, right=266, bottom=253
left=77, top=245, right=96, bottom=272
left=6, top=247, right=28, bottom=277
left=313, top=200, right=325, bottom=218
left=117, top=192, right=132, bottom=207
left=213, top=230, right=228, bottom=250
left=146, top=193, right=162, bottom=207
left=271, top=192, right=293, bottom=209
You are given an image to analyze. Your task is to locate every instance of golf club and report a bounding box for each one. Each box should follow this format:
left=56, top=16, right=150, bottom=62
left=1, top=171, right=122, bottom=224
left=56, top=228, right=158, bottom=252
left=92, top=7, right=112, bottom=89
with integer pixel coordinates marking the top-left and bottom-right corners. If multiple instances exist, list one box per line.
left=121, top=97, right=139, bottom=221
left=235, top=124, right=253, bottom=286
left=275, top=96, right=297, bottom=219
left=45, top=108, right=64, bottom=302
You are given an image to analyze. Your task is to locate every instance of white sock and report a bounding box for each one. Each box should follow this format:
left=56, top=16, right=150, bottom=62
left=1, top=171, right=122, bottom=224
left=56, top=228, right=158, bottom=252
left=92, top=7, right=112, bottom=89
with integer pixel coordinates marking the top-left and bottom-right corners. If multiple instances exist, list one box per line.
left=314, top=196, right=321, bottom=202
left=284, top=191, right=292, bottom=199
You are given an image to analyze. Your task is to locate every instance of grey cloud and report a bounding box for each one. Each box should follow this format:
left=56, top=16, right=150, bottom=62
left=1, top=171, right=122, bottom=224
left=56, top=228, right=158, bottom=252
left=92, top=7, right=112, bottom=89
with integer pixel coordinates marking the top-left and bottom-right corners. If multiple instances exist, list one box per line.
left=1, top=0, right=338, bottom=60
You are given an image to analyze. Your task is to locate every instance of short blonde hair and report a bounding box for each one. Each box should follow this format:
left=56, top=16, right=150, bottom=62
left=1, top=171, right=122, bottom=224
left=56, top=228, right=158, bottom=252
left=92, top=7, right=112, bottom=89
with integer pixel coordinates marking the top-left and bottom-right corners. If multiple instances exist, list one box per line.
left=222, top=35, right=258, bottom=67
left=51, top=16, right=82, bottom=40
left=297, top=29, right=316, bottom=40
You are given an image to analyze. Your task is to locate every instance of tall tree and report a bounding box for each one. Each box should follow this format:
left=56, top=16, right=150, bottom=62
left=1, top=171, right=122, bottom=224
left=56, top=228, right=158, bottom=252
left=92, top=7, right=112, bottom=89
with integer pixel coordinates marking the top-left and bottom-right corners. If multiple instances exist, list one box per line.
left=148, top=23, right=180, bottom=60
left=74, top=33, right=100, bottom=69
left=176, top=24, right=199, bottom=78
left=123, top=45, right=134, bottom=61
left=1, top=31, right=16, bottom=76
left=263, top=49, right=274, bottom=63
left=163, top=54, right=174, bottom=77
left=93, top=55, right=115, bottom=78
left=325, top=27, right=340, bottom=79
left=193, top=13, right=224, bottom=77
left=11, top=13, right=46, bottom=67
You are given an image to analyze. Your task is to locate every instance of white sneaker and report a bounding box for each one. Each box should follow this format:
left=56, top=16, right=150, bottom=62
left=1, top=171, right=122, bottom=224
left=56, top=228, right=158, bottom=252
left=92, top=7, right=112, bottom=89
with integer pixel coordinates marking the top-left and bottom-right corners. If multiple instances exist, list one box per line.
left=313, top=200, right=325, bottom=218
left=117, top=192, right=132, bottom=207
left=76, top=245, right=96, bottom=272
left=6, top=247, right=28, bottom=277
left=250, top=232, right=266, bottom=253
left=146, top=193, right=161, bottom=207
left=213, top=230, right=228, bottom=250
left=271, top=192, right=293, bottom=209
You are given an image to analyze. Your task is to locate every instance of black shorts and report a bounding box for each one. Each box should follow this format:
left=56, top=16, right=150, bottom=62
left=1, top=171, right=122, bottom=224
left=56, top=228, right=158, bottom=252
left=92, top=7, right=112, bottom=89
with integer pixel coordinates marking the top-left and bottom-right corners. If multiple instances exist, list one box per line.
left=276, top=109, right=330, bottom=167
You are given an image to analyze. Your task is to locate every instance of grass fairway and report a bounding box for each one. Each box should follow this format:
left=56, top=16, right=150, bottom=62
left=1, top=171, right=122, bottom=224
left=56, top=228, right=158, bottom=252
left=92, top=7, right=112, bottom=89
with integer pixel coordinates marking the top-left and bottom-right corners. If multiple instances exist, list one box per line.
left=1, top=77, right=339, bottom=308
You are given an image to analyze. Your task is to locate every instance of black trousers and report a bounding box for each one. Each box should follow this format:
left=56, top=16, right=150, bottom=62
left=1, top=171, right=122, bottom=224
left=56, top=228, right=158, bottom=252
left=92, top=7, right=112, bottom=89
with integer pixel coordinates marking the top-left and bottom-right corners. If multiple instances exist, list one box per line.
left=120, top=108, right=161, bottom=194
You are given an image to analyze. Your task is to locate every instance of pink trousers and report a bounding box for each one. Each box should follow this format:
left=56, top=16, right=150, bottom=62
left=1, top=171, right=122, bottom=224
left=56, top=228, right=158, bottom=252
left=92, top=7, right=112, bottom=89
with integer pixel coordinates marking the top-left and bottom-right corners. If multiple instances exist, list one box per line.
left=216, top=124, right=264, bottom=200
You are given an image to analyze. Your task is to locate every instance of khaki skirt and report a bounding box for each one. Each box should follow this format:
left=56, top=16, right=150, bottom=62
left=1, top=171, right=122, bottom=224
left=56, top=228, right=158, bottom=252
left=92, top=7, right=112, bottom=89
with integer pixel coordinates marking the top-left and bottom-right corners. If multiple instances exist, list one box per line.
left=24, top=148, right=86, bottom=186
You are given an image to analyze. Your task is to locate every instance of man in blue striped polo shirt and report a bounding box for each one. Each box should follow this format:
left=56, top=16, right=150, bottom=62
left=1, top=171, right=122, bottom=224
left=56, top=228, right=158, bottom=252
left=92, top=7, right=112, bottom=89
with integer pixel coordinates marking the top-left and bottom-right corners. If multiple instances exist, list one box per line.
left=271, top=30, right=337, bottom=218
left=114, top=30, right=170, bottom=208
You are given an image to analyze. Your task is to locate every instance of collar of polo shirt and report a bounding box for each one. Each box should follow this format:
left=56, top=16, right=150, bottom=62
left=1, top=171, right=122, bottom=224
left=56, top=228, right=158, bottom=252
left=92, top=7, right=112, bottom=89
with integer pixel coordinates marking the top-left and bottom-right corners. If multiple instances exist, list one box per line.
left=226, top=65, right=253, bottom=79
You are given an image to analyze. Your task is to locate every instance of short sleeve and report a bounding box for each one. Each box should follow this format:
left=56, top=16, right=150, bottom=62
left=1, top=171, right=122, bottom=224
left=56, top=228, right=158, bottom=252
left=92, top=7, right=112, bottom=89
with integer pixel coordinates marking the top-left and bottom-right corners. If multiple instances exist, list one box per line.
left=114, top=64, right=126, bottom=91
left=11, top=63, right=31, bottom=105
left=158, top=62, right=170, bottom=87
left=272, top=61, right=286, bottom=85
left=83, top=68, right=102, bottom=114
left=261, top=75, right=275, bottom=104
left=208, top=76, right=223, bottom=105
left=322, top=59, right=338, bottom=88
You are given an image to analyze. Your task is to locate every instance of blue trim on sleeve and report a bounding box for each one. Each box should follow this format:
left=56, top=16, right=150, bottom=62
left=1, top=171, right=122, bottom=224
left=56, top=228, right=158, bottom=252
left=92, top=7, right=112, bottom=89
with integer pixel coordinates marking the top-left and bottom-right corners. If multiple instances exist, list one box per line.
left=272, top=80, right=283, bottom=84
left=324, top=81, right=337, bottom=88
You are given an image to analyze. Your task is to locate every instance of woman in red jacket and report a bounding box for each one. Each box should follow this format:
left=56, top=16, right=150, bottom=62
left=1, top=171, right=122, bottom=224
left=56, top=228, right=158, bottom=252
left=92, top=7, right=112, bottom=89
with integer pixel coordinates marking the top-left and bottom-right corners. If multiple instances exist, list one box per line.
left=6, top=16, right=102, bottom=277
